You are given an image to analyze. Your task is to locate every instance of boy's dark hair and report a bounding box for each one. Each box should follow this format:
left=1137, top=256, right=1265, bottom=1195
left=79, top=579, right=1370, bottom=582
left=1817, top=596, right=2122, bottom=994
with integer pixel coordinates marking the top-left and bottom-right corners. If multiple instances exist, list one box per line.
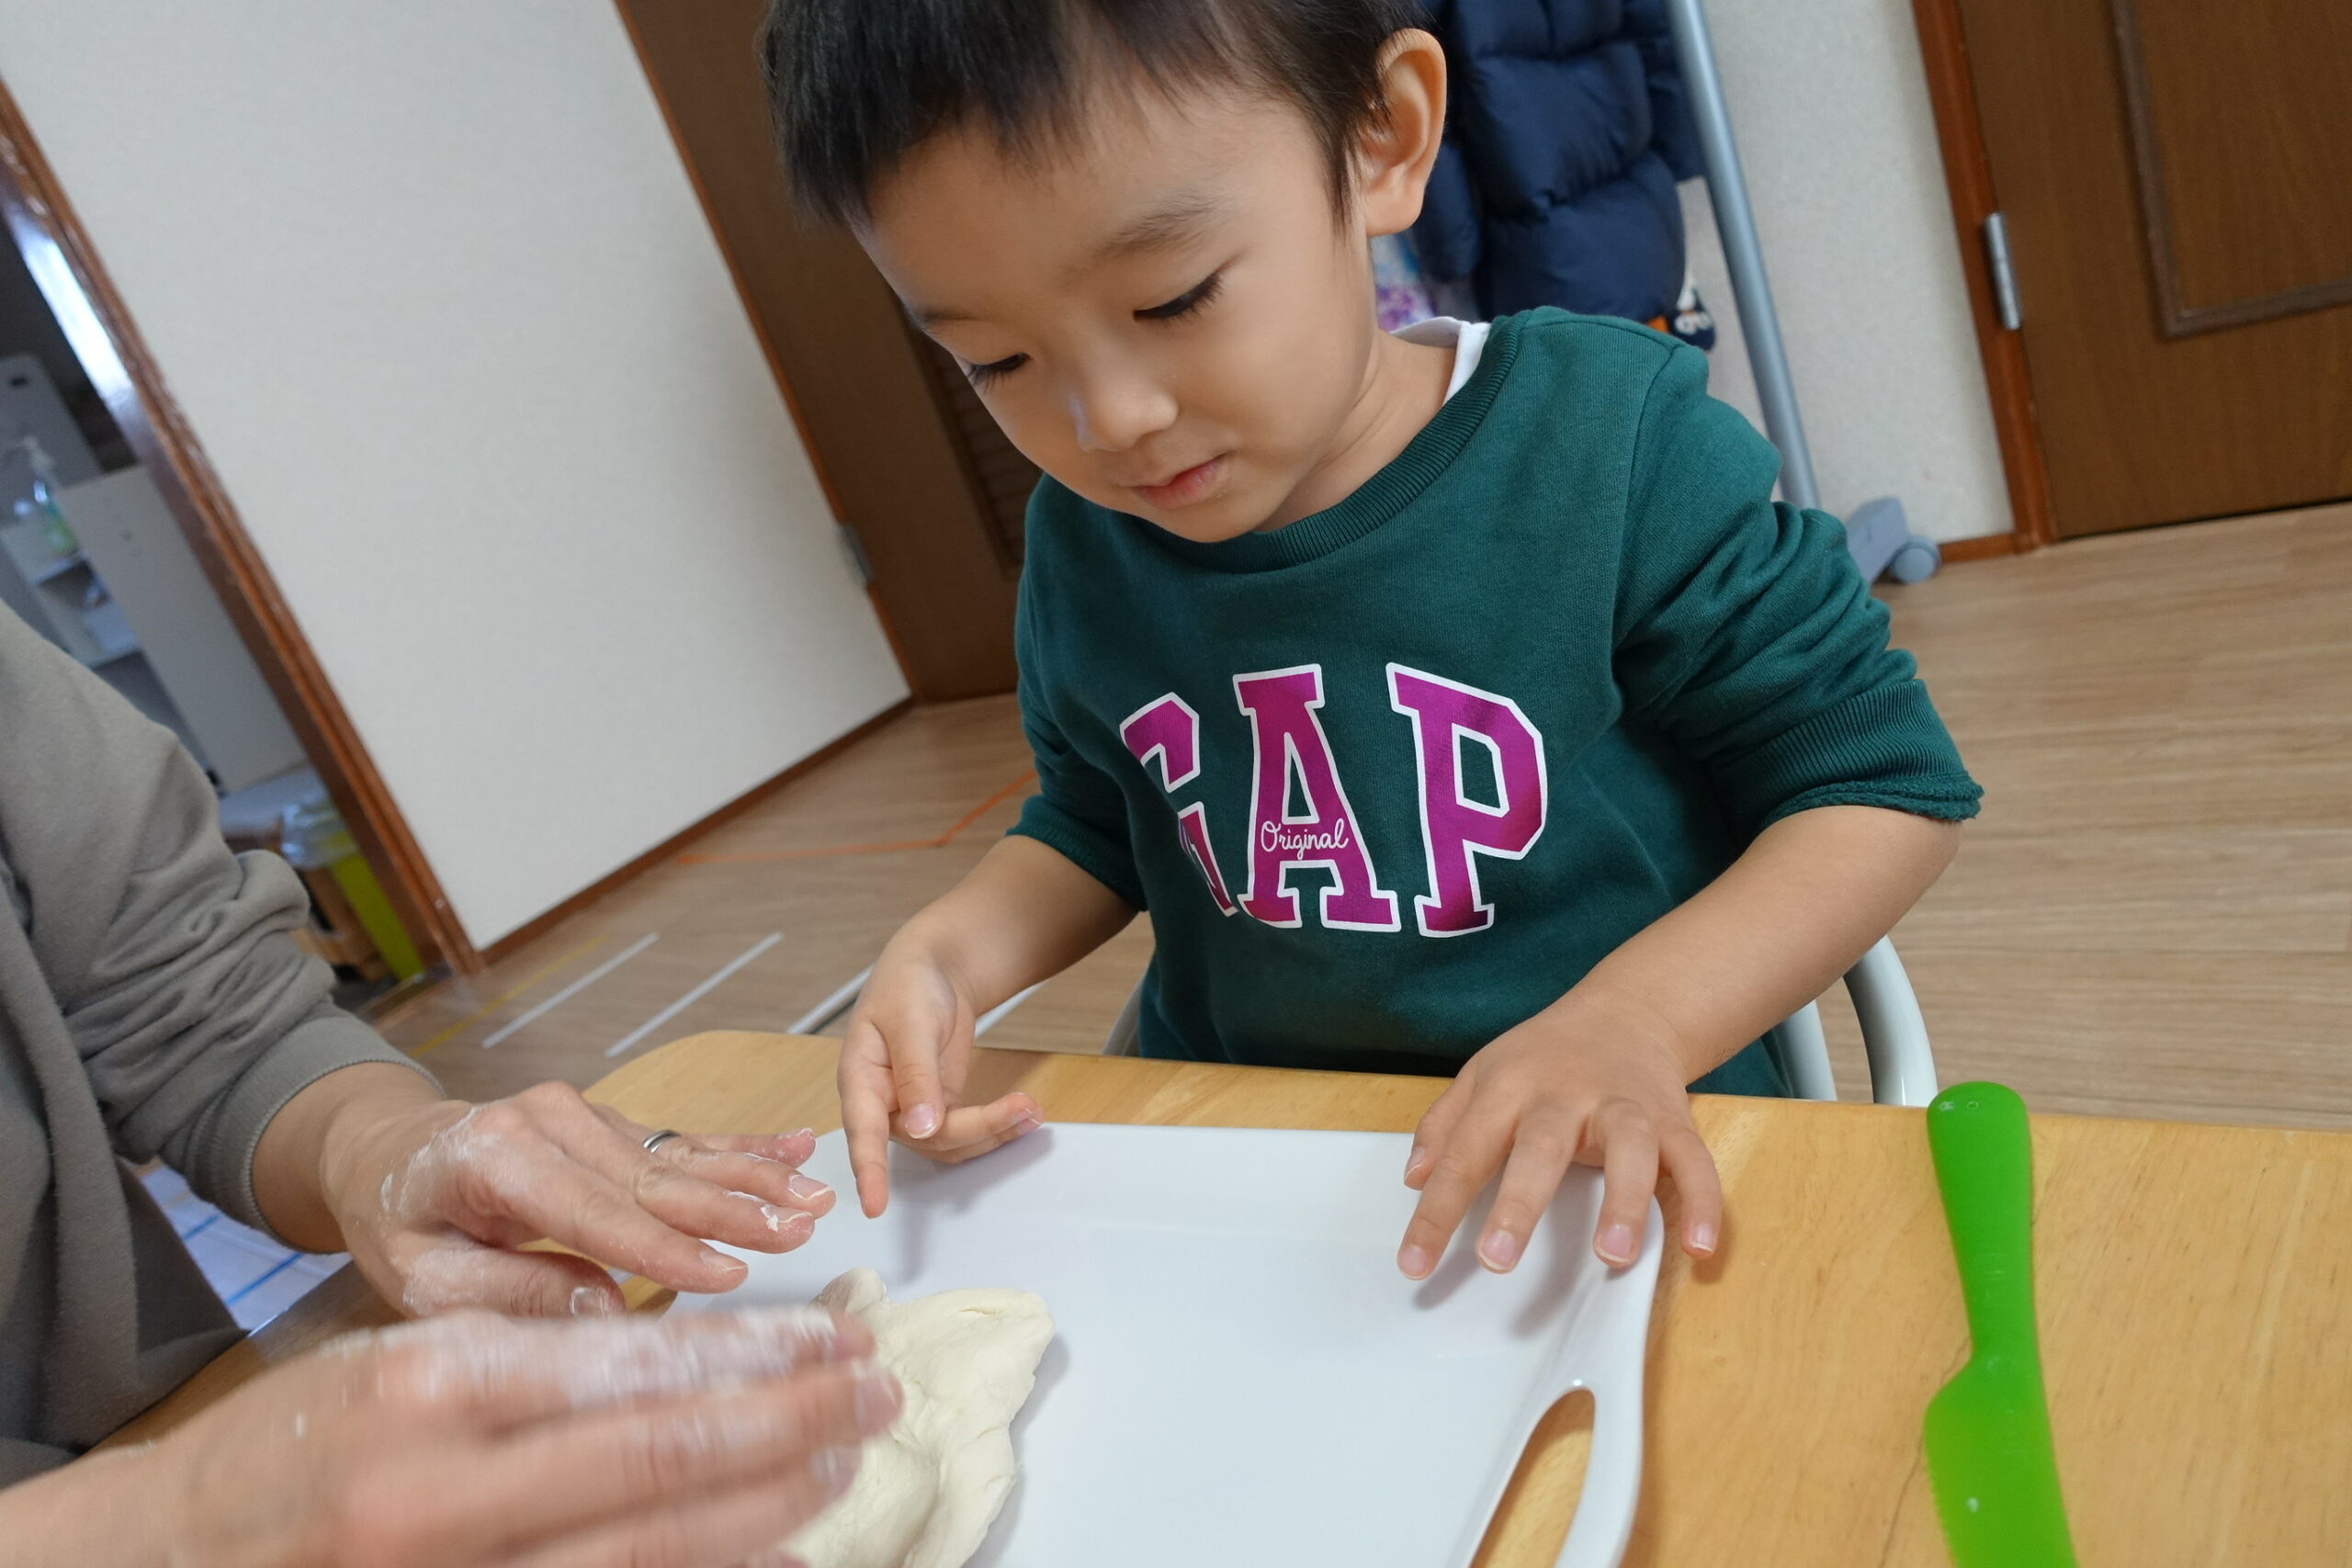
left=760, top=0, right=1426, bottom=225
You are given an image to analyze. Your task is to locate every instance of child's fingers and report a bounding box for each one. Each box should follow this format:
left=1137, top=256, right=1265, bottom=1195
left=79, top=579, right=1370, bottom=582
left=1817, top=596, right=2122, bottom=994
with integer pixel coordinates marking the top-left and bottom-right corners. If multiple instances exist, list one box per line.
left=1396, top=1108, right=1513, bottom=1280
left=912, top=1093, right=1043, bottom=1165
left=888, top=1025, right=953, bottom=1145
left=1659, top=1125, right=1723, bottom=1258
left=1591, top=1100, right=1660, bottom=1267
left=836, top=1019, right=897, bottom=1218
left=1404, top=1076, right=1474, bottom=1190
left=1473, top=1120, right=1577, bottom=1273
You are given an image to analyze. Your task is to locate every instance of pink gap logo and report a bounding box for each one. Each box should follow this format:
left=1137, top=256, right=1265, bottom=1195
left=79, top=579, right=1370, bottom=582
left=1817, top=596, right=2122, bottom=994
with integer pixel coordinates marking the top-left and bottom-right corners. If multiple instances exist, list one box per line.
left=1119, top=663, right=1548, bottom=937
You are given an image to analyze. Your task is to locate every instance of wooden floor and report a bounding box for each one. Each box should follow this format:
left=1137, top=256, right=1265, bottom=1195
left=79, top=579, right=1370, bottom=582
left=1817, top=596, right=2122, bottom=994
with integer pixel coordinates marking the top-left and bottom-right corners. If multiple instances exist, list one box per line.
left=379, top=503, right=2352, bottom=1134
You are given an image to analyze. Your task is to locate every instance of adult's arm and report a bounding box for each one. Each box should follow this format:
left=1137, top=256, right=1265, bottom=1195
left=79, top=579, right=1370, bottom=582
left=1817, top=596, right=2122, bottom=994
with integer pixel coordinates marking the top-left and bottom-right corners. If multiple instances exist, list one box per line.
left=0, top=606, right=428, bottom=1235
left=2, top=609, right=837, bottom=1317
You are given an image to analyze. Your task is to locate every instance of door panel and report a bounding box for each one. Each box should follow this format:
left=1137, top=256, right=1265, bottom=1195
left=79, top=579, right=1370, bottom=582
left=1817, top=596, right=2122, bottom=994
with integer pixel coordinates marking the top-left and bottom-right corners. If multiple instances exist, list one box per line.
left=616, top=0, right=1023, bottom=698
left=1956, top=0, right=2352, bottom=537
left=2117, top=0, right=2352, bottom=329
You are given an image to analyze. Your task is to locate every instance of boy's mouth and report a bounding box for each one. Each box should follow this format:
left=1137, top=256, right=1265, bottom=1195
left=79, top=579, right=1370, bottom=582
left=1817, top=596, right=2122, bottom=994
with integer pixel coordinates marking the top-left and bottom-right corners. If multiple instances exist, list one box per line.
left=1130, top=455, right=1226, bottom=511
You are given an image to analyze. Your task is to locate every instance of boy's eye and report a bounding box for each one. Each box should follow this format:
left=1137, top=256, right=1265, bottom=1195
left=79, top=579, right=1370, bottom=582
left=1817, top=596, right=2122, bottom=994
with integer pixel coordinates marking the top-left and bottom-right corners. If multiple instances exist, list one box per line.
left=957, top=271, right=1221, bottom=387
left=1136, top=271, right=1224, bottom=323
left=964, top=353, right=1026, bottom=389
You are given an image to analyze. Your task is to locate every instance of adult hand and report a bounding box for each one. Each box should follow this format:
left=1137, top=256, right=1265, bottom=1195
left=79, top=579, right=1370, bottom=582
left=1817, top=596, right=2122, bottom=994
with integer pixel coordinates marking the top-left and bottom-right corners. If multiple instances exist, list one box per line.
left=264, top=1068, right=840, bottom=1317
left=7, top=1307, right=899, bottom=1568
left=1396, top=987, right=1723, bottom=1279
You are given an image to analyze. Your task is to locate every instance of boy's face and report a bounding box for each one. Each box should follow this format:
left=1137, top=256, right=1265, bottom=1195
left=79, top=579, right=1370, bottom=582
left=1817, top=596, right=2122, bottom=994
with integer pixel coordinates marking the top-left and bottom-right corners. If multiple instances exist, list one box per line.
left=858, top=79, right=1402, bottom=542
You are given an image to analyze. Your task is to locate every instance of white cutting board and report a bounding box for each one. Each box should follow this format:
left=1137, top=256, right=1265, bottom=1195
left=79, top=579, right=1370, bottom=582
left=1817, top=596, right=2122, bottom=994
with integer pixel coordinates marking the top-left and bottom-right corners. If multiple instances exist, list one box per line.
left=673, top=1122, right=1661, bottom=1567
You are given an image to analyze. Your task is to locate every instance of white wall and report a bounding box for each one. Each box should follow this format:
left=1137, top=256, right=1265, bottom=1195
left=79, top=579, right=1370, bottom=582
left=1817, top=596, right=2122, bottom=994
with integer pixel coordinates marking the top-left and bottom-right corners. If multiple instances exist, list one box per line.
left=0, top=3, right=909, bottom=945
left=1678, top=0, right=2010, bottom=544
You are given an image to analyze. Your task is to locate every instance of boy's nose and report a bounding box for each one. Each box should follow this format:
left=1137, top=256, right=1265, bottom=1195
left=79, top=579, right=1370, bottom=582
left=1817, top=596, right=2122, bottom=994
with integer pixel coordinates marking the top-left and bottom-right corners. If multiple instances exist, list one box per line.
left=1068, top=371, right=1178, bottom=456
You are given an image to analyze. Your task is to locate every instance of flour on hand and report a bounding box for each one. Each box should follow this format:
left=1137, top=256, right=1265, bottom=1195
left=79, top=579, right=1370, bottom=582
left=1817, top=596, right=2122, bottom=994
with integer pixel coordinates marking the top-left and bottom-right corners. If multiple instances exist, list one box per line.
left=786, top=1268, right=1055, bottom=1568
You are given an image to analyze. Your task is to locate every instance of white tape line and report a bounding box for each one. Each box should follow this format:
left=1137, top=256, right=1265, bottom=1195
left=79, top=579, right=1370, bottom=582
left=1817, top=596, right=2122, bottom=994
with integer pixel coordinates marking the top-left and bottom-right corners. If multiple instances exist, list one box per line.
left=605, top=933, right=784, bottom=1059
left=481, top=933, right=661, bottom=1048
left=973, top=983, right=1042, bottom=1038
left=787, top=964, right=874, bottom=1036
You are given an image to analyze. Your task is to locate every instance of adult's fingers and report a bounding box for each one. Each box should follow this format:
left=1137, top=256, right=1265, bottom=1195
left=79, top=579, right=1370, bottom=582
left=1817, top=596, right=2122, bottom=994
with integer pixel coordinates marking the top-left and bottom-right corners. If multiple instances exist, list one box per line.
left=401, top=1095, right=750, bottom=1292
left=359, top=1306, right=866, bottom=1434
left=503, top=1457, right=858, bottom=1568
left=494, top=1095, right=817, bottom=1260
left=894, top=1093, right=1040, bottom=1165
left=657, top=1143, right=834, bottom=1228
left=1660, top=1124, right=1723, bottom=1258
left=1404, top=1073, right=1476, bottom=1190
left=392, top=1235, right=627, bottom=1320
left=588, top=1110, right=831, bottom=1219
left=1590, top=1100, right=1660, bottom=1267
left=837, top=1017, right=899, bottom=1218
left=1474, top=1118, right=1577, bottom=1274
left=440, top=1132, right=750, bottom=1294
left=459, top=1361, right=898, bottom=1562
left=1396, top=1105, right=1515, bottom=1280
left=695, top=1129, right=820, bottom=1168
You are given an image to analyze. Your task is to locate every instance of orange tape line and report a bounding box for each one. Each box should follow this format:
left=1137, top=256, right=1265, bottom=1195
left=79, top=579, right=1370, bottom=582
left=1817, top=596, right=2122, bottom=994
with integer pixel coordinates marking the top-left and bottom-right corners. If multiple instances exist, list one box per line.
left=676, top=771, right=1037, bottom=866
left=936, top=770, right=1040, bottom=840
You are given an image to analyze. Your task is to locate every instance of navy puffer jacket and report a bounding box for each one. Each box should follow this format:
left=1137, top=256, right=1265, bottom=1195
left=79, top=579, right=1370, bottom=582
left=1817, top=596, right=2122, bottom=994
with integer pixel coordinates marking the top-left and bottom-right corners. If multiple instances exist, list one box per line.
left=1411, top=0, right=1702, bottom=322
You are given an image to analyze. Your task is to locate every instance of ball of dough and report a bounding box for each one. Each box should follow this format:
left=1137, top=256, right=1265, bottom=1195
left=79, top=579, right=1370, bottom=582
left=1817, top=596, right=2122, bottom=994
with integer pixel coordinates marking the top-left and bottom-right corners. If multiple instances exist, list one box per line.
left=786, top=1269, right=1055, bottom=1568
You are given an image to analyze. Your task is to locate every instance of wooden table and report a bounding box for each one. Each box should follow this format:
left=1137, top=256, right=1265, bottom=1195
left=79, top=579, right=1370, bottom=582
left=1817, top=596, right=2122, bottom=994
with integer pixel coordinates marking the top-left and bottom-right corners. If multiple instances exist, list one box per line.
left=115, top=1032, right=2352, bottom=1564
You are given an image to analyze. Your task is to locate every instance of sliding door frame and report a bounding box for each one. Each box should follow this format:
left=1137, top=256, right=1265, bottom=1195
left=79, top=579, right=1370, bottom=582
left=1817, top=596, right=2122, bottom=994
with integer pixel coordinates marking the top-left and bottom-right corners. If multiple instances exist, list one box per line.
left=0, top=77, right=480, bottom=974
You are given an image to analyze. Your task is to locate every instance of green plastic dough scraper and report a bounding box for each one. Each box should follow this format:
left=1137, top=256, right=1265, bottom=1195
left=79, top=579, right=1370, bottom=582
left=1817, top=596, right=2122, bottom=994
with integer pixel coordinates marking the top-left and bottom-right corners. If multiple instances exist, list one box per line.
left=1923, top=1082, right=2078, bottom=1567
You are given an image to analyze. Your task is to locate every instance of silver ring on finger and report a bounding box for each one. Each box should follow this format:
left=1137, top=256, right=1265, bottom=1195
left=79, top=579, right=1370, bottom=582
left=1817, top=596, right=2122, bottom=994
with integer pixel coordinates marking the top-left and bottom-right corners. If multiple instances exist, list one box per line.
left=641, top=1128, right=685, bottom=1155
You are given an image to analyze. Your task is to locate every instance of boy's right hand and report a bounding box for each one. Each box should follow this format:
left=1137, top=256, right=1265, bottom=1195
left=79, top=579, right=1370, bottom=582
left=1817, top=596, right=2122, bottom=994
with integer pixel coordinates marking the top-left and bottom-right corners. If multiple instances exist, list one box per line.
left=839, top=940, right=1043, bottom=1216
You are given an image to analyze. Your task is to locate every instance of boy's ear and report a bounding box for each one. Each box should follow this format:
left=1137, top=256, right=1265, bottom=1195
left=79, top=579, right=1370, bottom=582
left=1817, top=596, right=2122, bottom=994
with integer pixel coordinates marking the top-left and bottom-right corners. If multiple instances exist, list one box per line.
left=1357, top=28, right=1448, bottom=239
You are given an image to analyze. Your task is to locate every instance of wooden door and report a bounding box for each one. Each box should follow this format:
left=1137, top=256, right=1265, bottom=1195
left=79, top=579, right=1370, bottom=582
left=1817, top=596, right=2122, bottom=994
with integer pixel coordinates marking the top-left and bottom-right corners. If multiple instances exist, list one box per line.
left=1951, top=0, right=2352, bottom=538
left=615, top=0, right=1031, bottom=698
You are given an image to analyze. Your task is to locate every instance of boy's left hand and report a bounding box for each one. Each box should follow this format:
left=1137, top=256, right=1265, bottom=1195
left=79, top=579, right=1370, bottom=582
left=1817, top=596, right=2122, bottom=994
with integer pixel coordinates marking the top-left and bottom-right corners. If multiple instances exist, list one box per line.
left=1396, top=992, right=1722, bottom=1278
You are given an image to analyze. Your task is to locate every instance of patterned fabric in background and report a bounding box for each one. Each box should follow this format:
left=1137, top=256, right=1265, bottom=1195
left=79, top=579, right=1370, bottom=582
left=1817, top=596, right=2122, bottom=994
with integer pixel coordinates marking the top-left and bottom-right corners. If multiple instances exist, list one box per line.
left=1377, top=231, right=1713, bottom=353
left=1372, top=234, right=1437, bottom=332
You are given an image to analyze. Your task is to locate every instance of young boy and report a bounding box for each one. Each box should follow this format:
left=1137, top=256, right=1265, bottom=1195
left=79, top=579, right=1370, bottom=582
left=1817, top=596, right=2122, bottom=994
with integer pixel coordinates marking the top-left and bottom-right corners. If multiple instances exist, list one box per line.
left=762, top=0, right=1979, bottom=1279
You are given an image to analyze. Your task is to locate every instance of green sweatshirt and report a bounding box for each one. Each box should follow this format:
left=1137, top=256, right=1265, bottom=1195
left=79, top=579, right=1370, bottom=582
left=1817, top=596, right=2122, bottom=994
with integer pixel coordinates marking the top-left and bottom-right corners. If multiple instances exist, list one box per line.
left=1011, top=309, right=1979, bottom=1090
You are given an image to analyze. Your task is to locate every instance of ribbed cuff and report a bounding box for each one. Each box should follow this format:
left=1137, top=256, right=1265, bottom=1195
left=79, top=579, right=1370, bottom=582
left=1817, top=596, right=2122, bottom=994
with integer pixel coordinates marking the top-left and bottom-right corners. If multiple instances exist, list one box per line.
left=1721, top=681, right=1984, bottom=834
left=1758, top=781, right=1984, bottom=831
left=196, top=1011, right=438, bottom=1239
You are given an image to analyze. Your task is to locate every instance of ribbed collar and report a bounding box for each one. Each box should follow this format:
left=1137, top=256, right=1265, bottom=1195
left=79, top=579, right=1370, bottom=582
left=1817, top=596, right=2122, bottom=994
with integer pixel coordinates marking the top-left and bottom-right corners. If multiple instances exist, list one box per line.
left=1133, top=312, right=1522, bottom=573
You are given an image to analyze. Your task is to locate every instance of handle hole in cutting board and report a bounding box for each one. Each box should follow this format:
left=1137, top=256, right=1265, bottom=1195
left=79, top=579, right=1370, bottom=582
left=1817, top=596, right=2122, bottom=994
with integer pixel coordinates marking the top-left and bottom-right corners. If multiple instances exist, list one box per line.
left=1470, top=1388, right=1594, bottom=1567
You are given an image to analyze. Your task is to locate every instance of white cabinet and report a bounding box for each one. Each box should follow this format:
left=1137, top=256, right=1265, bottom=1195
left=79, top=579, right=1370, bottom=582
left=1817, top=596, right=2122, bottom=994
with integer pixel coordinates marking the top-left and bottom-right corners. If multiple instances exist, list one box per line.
left=60, top=467, right=304, bottom=791
left=0, top=353, right=301, bottom=791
